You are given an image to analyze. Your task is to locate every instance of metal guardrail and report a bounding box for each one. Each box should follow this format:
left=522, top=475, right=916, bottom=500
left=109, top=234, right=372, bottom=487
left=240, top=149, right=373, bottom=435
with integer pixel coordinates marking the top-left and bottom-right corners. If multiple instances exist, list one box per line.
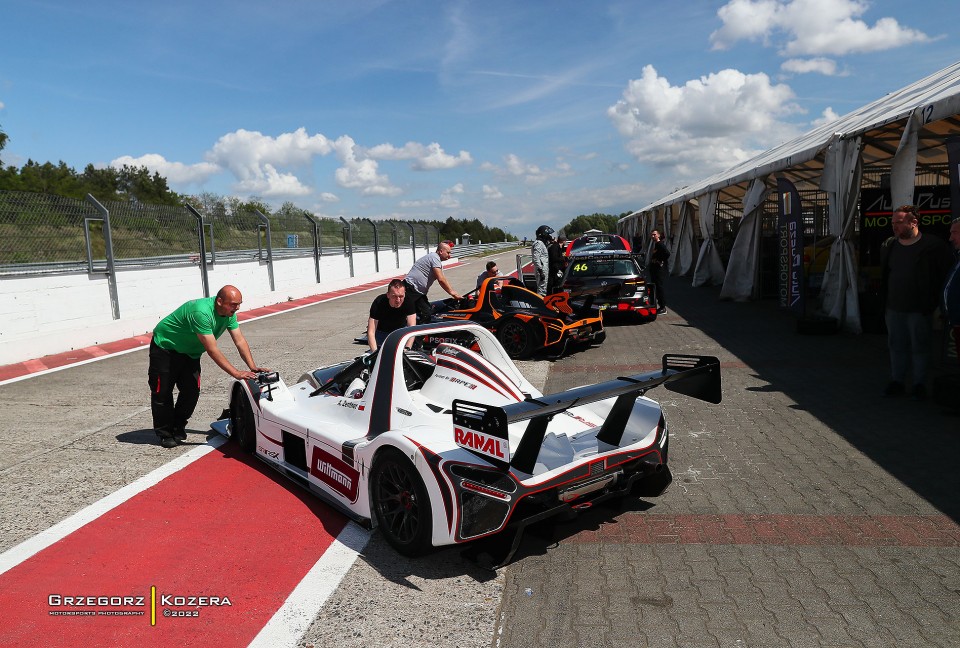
left=0, top=242, right=523, bottom=276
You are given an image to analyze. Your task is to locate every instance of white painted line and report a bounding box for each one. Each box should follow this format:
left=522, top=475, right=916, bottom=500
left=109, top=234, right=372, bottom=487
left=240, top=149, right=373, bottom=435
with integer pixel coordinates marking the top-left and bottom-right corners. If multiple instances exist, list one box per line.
left=248, top=522, right=371, bottom=648
left=0, top=344, right=148, bottom=386
left=0, top=436, right=227, bottom=577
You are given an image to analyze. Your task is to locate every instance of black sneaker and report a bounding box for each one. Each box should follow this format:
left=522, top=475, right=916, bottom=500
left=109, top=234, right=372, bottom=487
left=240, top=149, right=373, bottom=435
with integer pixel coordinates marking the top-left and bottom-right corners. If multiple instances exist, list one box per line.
left=657, top=307, right=667, bottom=314
left=911, top=384, right=927, bottom=401
left=883, top=381, right=905, bottom=397
left=159, top=436, right=178, bottom=449
left=173, top=427, right=187, bottom=442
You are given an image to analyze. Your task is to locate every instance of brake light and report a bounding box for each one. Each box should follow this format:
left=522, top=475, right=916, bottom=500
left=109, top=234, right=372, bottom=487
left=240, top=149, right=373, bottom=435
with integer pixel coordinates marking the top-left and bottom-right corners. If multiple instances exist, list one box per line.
left=461, top=480, right=511, bottom=500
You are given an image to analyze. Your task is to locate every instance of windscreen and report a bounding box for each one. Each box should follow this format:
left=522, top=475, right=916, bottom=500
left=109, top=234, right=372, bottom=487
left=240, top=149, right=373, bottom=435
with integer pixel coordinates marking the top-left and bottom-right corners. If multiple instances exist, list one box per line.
left=567, top=258, right=638, bottom=277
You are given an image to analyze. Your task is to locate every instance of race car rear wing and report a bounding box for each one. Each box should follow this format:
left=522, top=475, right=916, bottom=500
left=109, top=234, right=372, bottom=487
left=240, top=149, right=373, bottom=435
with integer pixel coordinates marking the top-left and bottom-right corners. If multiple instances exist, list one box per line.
left=453, top=354, right=720, bottom=473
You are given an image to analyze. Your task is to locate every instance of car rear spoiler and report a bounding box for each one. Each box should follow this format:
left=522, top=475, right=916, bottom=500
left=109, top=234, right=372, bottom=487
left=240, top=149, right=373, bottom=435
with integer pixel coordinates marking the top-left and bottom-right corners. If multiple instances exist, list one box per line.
left=452, top=354, right=721, bottom=473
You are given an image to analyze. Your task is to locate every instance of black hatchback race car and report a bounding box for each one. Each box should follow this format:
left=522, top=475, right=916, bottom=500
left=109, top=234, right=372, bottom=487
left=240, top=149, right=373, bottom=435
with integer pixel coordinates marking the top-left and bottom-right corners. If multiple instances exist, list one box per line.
left=560, top=250, right=657, bottom=320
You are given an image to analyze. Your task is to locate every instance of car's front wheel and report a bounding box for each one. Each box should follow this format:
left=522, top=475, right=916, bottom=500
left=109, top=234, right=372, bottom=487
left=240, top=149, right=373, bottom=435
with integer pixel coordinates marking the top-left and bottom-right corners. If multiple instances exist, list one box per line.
left=370, top=448, right=432, bottom=556
left=230, top=384, right=256, bottom=453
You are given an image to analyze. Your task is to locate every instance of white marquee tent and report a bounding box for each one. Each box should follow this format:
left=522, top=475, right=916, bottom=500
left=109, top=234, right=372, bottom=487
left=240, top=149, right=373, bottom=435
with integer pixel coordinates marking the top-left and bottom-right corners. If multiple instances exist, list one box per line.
left=619, top=60, right=960, bottom=333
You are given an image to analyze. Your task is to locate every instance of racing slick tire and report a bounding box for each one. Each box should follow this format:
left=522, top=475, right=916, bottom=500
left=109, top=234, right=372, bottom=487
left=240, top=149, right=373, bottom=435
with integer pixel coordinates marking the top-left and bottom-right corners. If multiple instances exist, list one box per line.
left=370, top=447, right=433, bottom=556
left=230, top=383, right=256, bottom=453
left=496, top=318, right=536, bottom=359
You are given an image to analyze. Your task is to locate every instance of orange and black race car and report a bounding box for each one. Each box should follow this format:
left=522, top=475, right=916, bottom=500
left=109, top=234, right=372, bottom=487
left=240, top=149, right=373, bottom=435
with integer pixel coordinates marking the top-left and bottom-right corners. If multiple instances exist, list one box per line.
left=429, top=276, right=605, bottom=359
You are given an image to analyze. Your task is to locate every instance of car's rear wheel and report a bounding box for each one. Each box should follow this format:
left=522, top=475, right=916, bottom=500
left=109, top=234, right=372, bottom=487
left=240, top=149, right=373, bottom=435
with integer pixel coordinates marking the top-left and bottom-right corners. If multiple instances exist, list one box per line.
left=370, top=448, right=432, bottom=556
left=230, top=384, right=256, bottom=453
left=497, top=319, right=536, bottom=359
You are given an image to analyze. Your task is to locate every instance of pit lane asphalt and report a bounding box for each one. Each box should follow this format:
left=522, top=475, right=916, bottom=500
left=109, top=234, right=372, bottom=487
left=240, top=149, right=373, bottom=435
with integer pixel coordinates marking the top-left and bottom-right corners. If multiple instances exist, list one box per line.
left=2, top=259, right=959, bottom=647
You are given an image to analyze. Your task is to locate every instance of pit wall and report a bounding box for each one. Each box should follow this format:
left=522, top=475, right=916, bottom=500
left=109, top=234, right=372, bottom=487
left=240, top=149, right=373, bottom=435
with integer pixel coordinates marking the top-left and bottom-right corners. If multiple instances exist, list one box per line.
left=0, top=248, right=450, bottom=366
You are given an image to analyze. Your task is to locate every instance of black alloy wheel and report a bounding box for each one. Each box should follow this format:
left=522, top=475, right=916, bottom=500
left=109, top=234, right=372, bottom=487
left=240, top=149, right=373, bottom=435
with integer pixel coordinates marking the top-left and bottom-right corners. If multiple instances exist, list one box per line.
left=496, top=319, right=535, bottom=359
left=370, top=448, right=432, bottom=556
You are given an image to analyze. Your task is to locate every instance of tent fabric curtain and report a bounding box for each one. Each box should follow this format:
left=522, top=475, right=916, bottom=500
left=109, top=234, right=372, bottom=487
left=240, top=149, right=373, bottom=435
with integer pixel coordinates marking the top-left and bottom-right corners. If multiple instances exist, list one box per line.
left=692, top=191, right=725, bottom=287
left=644, top=206, right=664, bottom=258
left=671, top=201, right=696, bottom=276
left=819, top=135, right=864, bottom=333
left=670, top=200, right=693, bottom=277
left=719, top=177, right=770, bottom=301
left=890, top=110, right=921, bottom=209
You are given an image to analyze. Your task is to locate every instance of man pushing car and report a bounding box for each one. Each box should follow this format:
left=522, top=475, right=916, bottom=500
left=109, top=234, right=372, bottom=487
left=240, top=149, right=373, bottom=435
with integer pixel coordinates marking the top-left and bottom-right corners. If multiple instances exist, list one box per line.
left=148, top=285, right=267, bottom=448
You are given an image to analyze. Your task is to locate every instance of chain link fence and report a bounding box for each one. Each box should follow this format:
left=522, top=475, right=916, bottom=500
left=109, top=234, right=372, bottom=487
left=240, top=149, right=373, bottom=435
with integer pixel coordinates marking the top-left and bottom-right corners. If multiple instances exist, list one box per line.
left=0, top=191, right=450, bottom=277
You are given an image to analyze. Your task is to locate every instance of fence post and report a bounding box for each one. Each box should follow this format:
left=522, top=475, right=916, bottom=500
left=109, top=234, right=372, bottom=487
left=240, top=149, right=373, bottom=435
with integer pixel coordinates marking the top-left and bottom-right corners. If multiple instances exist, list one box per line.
left=304, top=212, right=322, bottom=283
left=186, top=204, right=210, bottom=298
left=339, top=217, right=354, bottom=278
left=402, top=221, right=415, bottom=265
left=84, top=194, right=120, bottom=320
left=254, top=210, right=275, bottom=291
left=389, top=222, right=399, bottom=268
left=364, top=218, right=380, bottom=273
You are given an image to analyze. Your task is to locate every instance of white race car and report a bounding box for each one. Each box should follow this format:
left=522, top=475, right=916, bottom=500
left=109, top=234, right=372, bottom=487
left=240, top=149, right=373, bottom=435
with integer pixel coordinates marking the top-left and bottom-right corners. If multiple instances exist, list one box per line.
left=212, top=322, right=720, bottom=562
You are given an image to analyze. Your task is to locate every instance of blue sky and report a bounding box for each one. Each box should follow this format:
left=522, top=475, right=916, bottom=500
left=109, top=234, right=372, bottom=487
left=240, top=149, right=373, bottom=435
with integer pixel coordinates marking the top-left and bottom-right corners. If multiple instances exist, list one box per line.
left=1, top=0, right=957, bottom=237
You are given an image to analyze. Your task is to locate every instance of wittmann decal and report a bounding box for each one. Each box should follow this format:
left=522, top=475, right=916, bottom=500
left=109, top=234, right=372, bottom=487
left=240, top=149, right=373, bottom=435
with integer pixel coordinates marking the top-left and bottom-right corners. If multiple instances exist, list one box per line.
left=310, top=446, right=360, bottom=502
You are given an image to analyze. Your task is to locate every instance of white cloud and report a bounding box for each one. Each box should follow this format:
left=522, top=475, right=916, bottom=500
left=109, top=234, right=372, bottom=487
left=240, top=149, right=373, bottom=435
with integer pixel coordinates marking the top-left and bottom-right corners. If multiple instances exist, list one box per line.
left=480, top=153, right=577, bottom=186
left=365, top=141, right=472, bottom=170
left=780, top=57, right=842, bottom=76
left=607, top=65, right=800, bottom=176
left=0, top=100, right=5, bottom=110
left=482, top=185, right=503, bottom=199
left=333, top=136, right=401, bottom=197
left=235, top=164, right=312, bottom=197
left=710, top=0, right=930, bottom=56
left=318, top=192, right=339, bottom=203
left=110, top=153, right=220, bottom=185
left=439, top=183, right=464, bottom=208
left=812, top=106, right=840, bottom=127
left=203, top=127, right=337, bottom=197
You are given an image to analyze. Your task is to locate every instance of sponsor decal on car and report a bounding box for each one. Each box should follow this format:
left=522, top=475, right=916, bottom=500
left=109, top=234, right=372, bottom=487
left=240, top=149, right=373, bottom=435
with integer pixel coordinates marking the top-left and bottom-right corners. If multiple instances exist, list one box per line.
left=455, top=426, right=509, bottom=461
left=310, top=446, right=360, bottom=501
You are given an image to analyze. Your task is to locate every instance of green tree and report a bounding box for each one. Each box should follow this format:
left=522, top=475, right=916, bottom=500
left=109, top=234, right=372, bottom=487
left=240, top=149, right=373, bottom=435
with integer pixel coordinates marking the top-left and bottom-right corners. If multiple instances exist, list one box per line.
left=0, top=123, right=7, bottom=166
left=561, top=213, right=621, bottom=237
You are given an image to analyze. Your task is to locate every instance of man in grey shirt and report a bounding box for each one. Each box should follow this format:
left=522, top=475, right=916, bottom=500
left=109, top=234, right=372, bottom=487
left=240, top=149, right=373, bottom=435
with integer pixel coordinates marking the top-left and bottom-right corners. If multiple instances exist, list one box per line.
left=404, top=241, right=462, bottom=322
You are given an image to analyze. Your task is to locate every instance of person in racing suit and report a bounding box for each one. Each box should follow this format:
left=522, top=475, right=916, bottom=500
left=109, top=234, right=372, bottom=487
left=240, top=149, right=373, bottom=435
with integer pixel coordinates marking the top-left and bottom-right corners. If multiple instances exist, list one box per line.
left=148, top=285, right=267, bottom=448
left=532, top=225, right=553, bottom=296
left=547, top=236, right=564, bottom=295
left=403, top=241, right=462, bottom=323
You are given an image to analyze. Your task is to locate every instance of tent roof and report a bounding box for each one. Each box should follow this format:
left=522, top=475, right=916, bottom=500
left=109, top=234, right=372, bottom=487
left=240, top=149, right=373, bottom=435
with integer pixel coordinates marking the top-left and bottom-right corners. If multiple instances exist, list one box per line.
left=622, top=60, right=960, bottom=220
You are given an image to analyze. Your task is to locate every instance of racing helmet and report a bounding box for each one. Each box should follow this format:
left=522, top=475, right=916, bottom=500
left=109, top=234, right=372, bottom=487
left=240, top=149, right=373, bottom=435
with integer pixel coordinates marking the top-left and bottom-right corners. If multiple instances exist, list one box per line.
left=535, top=225, right=555, bottom=243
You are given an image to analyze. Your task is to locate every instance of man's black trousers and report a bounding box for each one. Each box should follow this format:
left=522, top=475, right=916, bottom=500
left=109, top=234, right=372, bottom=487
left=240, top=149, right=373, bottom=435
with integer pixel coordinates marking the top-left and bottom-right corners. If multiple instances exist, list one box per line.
left=148, top=340, right=202, bottom=437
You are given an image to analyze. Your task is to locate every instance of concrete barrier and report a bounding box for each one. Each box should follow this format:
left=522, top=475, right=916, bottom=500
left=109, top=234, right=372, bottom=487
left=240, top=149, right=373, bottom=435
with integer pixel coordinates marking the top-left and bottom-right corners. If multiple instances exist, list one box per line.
left=0, top=248, right=441, bottom=366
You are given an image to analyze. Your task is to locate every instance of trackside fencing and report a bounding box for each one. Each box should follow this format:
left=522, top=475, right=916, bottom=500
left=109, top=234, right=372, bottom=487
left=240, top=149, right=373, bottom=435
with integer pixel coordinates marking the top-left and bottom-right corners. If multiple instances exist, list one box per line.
left=0, top=190, right=519, bottom=365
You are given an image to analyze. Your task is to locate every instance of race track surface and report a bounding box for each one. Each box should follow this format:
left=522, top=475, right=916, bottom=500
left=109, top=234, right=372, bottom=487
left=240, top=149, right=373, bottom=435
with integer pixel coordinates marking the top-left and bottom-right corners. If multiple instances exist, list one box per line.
left=1, top=254, right=958, bottom=648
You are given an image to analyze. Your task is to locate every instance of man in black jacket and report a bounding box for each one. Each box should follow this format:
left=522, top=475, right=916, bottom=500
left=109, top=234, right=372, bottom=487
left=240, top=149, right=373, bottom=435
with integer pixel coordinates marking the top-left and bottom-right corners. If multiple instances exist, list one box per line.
left=880, top=205, right=954, bottom=399
left=647, top=229, right=670, bottom=314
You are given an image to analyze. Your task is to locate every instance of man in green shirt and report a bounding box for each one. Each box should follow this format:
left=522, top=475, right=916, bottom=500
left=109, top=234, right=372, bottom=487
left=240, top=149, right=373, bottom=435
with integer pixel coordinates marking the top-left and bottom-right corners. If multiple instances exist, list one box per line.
left=148, top=285, right=266, bottom=448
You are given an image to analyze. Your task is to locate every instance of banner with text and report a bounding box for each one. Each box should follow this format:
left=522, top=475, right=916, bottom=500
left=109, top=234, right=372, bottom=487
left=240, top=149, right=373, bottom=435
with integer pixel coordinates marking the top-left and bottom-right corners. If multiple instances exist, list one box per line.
left=777, top=177, right=804, bottom=315
left=947, top=136, right=960, bottom=224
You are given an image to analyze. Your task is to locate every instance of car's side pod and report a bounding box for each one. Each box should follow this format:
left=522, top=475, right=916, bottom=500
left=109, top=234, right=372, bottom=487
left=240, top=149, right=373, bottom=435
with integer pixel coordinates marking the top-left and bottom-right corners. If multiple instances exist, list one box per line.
left=454, top=354, right=721, bottom=475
